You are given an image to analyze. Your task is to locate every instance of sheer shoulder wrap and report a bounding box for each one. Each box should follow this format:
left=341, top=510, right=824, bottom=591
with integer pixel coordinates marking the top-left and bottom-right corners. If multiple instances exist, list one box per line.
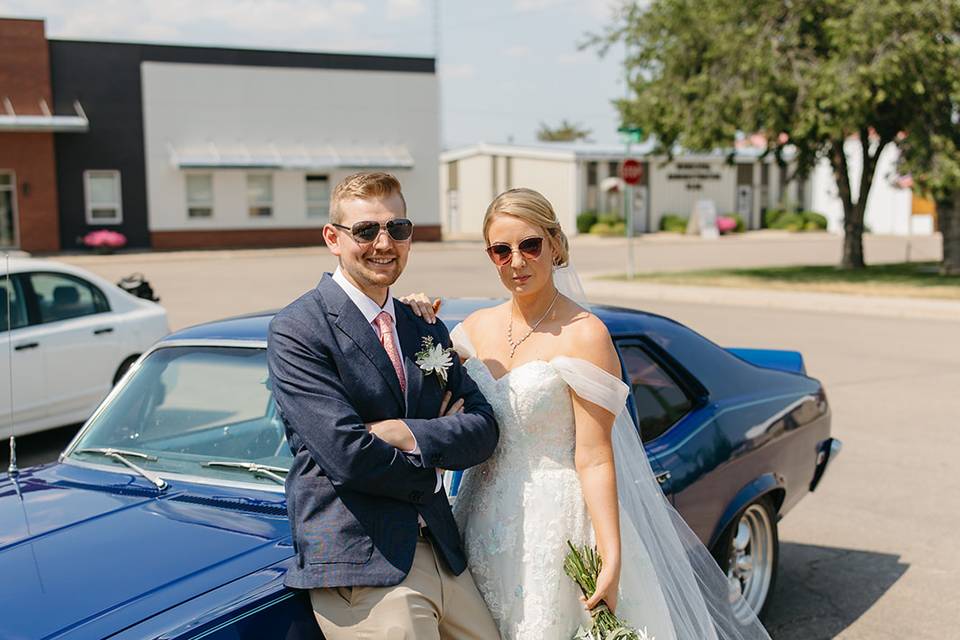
left=450, top=323, right=477, bottom=360
left=550, top=356, right=629, bottom=416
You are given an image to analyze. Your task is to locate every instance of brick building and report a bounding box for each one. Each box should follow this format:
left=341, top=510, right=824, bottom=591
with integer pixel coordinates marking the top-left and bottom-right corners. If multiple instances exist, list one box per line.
left=0, top=17, right=440, bottom=252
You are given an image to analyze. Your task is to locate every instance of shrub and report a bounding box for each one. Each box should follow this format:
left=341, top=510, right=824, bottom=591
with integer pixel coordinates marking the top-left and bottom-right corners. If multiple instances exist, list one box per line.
left=589, top=221, right=626, bottom=236
left=731, top=213, right=746, bottom=232
left=82, top=230, right=127, bottom=254
left=763, top=209, right=786, bottom=228
left=773, top=212, right=805, bottom=231
left=718, top=213, right=746, bottom=234
left=717, top=216, right=737, bottom=234
left=597, top=211, right=623, bottom=226
left=800, top=211, right=828, bottom=230
left=660, top=213, right=687, bottom=233
left=576, top=210, right=599, bottom=234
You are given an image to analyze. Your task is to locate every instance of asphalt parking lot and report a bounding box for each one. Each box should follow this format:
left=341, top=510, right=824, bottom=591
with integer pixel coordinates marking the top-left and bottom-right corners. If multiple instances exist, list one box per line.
left=5, top=232, right=956, bottom=639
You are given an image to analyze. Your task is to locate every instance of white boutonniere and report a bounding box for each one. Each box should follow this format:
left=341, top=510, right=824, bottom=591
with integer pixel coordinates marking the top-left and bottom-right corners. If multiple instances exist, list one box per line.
left=415, top=336, right=454, bottom=386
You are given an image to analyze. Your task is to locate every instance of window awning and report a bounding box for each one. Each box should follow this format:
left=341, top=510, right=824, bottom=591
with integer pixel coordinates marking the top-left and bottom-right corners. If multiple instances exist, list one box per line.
left=0, top=99, right=89, bottom=133
left=169, top=143, right=415, bottom=170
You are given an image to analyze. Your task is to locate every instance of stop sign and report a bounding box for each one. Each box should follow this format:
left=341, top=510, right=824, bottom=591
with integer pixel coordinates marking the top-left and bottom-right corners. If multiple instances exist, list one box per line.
left=621, top=159, right=643, bottom=185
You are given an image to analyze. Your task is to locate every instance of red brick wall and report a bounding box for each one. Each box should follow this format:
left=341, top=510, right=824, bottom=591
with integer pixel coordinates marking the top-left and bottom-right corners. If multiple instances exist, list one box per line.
left=151, top=224, right=442, bottom=250
left=0, top=132, right=60, bottom=252
left=0, top=18, right=59, bottom=252
left=0, top=18, right=52, bottom=113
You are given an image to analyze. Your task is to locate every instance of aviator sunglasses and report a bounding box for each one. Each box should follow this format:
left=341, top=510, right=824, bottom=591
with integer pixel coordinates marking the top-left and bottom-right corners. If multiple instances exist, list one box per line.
left=485, top=236, right=544, bottom=266
left=332, top=218, right=414, bottom=243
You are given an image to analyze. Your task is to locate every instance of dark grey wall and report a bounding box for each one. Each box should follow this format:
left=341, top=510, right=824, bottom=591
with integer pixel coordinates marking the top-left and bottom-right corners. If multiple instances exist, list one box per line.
left=50, top=40, right=434, bottom=249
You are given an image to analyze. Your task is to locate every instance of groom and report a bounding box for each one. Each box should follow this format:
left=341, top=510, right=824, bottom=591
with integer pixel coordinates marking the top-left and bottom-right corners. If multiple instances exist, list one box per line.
left=267, top=172, right=500, bottom=638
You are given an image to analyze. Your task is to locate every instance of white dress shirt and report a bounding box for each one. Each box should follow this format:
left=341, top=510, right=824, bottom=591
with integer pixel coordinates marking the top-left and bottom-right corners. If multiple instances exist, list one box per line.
left=331, top=268, right=443, bottom=496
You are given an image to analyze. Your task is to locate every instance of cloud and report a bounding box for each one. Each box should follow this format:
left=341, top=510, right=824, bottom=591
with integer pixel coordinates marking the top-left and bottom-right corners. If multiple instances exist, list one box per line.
left=438, top=62, right=475, bottom=79
left=386, top=0, right=424, bottom=20
left=505, top=45, right=530, bottom=58
left=513, top=0, right=618, bottom=19
left=2, top=0, right=375, bottom=50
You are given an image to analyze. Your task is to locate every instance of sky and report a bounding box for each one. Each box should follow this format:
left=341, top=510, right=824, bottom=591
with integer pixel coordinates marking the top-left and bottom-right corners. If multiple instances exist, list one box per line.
left=0, top=0, right=628, bottom=149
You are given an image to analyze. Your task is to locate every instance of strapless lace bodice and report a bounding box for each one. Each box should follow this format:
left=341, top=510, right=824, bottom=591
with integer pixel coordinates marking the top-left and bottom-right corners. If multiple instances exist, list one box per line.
left=465, top=359, right=577, bottom=470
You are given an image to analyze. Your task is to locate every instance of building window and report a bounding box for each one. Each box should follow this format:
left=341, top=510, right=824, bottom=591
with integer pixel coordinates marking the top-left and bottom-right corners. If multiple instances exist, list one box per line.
left=305, top=175, right=330, bottom=218
left=186, top=174, right=213, bottom=218
left=608, top=161, right=619, bottom=178
left=0, top=172, right=16, bottom=248
left=448, top=161, right=459, bottom=191
left=247, top=174, right=273, bottom=217
left=84, top=170, right=122, bottom=224
left=587, top=162, right=598, bottom=187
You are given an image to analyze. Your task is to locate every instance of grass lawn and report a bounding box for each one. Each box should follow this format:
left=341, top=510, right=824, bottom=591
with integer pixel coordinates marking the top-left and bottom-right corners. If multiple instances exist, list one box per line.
left=609, top=262, right=960, bottom=300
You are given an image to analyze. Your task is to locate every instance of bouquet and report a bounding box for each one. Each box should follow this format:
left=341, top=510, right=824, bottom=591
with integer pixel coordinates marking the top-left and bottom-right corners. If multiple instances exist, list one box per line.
left=563, top=541, right=654, bottom=640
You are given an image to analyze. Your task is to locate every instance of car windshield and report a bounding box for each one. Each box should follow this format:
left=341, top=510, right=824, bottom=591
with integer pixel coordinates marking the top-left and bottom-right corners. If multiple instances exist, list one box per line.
left=68, top=345, right=290, bottom=486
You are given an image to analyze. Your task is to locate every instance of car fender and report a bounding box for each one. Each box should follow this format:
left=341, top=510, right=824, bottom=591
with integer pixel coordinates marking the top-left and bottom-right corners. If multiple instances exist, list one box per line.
left=708, top=472, right=784, bottom=550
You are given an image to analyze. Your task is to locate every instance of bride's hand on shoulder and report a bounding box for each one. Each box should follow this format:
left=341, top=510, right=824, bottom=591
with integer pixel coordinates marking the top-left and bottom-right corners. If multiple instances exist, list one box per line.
left=398, top=292, right=441, bottom=324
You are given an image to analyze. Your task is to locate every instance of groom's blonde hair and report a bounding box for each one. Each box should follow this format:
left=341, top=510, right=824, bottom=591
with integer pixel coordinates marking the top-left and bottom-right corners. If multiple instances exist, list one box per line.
left=483, top=188, right=570, bottom=267
left=329, top=172, right=406, bottom=224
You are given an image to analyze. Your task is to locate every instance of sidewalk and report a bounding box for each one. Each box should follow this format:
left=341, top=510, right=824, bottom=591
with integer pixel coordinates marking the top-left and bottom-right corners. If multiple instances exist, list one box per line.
left=583, top=275, right=960, bottom=322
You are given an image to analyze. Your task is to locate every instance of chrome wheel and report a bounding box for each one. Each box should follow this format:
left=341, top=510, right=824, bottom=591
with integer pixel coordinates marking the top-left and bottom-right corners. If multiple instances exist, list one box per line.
left=725, top=500, right=777, bottom=622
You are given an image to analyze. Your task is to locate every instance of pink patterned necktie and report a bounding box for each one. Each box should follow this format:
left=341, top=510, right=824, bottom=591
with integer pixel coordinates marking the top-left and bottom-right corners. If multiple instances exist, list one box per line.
left=374, top=311, right=406, bottom=393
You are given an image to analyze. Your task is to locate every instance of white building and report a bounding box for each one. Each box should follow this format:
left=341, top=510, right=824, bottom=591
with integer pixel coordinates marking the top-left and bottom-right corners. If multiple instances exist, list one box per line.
left=439, top=143, right=807, bottom=238
left=810, top=140, right=935, bottom=236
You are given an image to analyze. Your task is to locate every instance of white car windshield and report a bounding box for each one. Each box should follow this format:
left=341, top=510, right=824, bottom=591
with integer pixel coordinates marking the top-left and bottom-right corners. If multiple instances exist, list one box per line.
left=69, top=345, right=290, bottom=486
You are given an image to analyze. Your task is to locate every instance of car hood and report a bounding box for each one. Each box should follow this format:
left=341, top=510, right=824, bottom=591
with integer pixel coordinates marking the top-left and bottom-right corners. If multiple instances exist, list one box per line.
left=0, top=464, right=292, bottom=640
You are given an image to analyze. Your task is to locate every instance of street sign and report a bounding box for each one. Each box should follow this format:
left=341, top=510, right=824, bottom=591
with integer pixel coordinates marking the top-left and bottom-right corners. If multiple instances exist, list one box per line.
left=621, top=159, right=643, bottom=185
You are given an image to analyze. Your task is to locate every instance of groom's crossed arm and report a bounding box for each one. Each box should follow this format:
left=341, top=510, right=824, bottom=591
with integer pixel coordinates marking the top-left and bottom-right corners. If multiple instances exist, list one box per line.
left=268, top=314, right=436, bottom=505
left=402, top=323, right=499, bottom=472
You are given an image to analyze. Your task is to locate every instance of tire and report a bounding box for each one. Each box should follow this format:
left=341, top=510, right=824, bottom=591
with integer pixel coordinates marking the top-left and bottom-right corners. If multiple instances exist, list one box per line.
left=712, top=495, right=779, bottom=622
left=113, top=355, right=140, bottom=386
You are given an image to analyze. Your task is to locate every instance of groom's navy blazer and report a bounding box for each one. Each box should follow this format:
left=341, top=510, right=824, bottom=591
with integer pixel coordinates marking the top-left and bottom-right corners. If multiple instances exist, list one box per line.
left=267, top=274, right=498, bottom=589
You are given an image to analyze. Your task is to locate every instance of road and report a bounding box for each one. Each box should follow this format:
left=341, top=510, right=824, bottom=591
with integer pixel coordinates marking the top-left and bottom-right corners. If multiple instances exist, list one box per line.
left=4, top=232, right=956, bottom=638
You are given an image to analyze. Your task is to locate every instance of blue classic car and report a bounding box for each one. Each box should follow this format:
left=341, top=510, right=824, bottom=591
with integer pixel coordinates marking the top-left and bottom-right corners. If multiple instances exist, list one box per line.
left=0, top=300, right=839, bottom=639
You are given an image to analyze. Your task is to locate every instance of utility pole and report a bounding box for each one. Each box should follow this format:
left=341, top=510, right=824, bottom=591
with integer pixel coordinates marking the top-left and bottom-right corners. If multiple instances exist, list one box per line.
left=618, top=126, right=644, bottom=279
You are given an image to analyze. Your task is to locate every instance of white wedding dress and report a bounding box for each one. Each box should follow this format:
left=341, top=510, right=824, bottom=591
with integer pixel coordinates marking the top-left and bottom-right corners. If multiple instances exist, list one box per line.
left=450, top=322, right=773, bottom=640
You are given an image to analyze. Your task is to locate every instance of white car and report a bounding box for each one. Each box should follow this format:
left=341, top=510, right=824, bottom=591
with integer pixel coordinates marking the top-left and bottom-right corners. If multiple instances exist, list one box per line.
left=1, top=257, right=169, bottom=437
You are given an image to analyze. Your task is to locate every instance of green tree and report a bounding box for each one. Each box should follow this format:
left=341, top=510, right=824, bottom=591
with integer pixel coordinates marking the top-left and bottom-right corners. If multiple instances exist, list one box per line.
left=536, top=119, right=592, bottom=142
left=591, top=0, right=959, bottom=269
left=895, top=9, right=960, bottom=276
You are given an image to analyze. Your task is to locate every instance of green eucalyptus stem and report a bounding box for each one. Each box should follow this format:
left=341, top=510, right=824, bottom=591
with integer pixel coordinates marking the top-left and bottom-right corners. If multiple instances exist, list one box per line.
left=564, top=541, right=648, bottom=640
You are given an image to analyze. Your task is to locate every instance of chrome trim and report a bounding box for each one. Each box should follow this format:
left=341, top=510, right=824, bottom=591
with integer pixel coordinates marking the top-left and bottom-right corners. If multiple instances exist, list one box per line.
left=61, top=339, right=268, bottom=460
left=830, top=439, right=843, bottom=458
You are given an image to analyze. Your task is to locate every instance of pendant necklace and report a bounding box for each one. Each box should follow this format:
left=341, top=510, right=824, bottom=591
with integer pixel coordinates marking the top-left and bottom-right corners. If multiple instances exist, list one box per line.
left=507, top=289, right=561, bottom=359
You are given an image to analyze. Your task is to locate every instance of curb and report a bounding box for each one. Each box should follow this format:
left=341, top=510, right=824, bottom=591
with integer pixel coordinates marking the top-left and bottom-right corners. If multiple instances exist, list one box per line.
left=583, top=277, right=960, bottom=322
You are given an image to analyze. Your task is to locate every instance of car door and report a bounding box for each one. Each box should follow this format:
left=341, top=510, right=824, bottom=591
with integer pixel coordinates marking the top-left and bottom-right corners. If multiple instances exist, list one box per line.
left=23, top=271, right=121, bottom=423
left=615, top=338, right=699, bottom=502
left=0, top=274, right=48, bottom=435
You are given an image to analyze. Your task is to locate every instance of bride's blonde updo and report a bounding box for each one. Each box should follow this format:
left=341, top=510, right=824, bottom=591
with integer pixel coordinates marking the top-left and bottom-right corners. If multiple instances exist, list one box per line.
left=482, top=188, right=570, bottom=268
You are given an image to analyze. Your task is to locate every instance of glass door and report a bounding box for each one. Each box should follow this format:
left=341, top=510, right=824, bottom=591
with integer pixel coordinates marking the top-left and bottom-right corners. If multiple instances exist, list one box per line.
left=0, top=172, right=16, bottom=248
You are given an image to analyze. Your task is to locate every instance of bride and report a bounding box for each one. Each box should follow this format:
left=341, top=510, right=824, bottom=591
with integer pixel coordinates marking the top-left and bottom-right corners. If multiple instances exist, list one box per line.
left=406, top=188, right=772, bottom=640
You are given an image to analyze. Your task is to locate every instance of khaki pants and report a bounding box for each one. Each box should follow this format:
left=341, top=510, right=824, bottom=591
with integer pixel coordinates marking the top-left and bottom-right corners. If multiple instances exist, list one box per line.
left=310, top=535, right=500, bottom=640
